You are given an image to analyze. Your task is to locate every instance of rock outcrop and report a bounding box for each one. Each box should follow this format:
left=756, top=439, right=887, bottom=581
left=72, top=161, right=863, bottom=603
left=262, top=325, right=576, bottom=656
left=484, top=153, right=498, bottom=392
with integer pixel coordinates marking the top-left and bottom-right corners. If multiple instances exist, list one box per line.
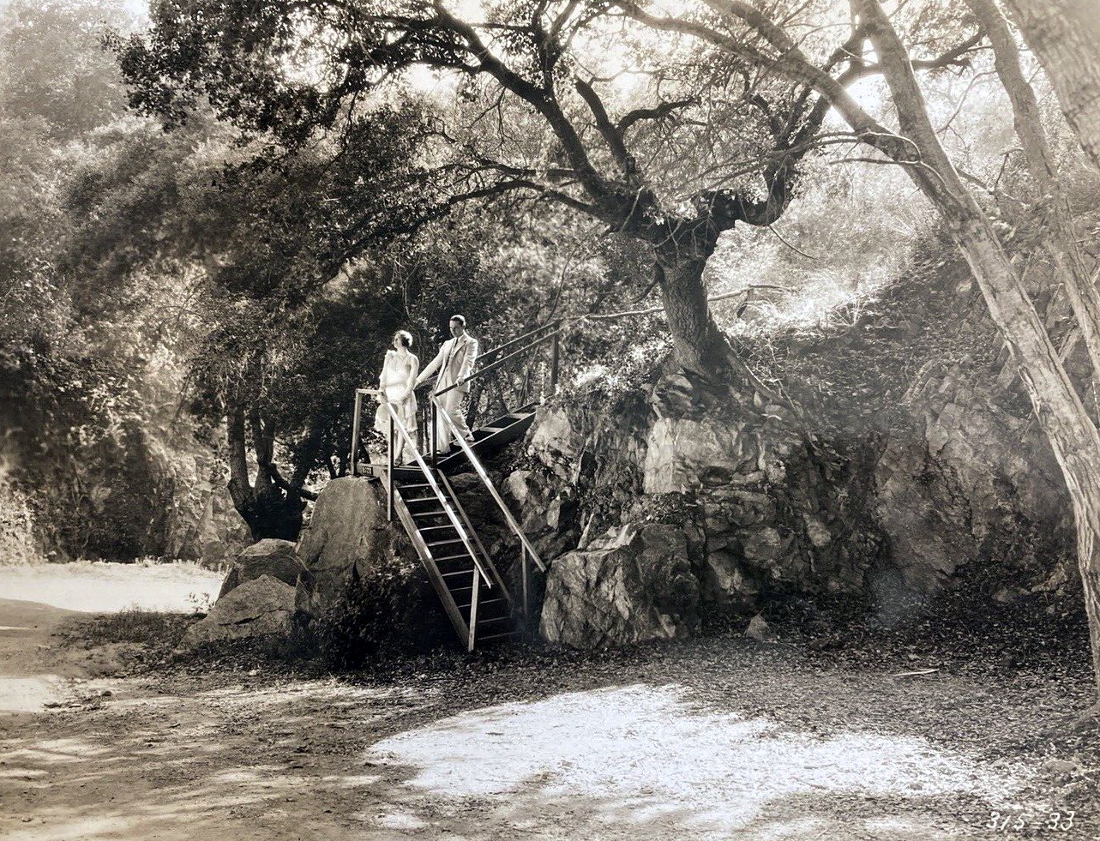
left=539, top=523, right=699, bottom=648
left=218, top=538, right=305, bottom=599
left=519, top=370, right=883, bottom=638
left=505, top=344, right=1074, bottom=648
left=875, top=372, right=1071, bottom=593
left=179, top=575, right=296, bottom=649
left=0, top=345, right=249, bottom=565
left=294, top=477, right=418, bottom=621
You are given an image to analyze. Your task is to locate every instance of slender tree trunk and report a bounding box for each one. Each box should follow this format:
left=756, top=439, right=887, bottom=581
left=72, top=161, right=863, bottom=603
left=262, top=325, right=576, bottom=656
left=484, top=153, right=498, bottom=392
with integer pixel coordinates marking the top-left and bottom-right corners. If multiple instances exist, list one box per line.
left=224, top=403, right=304, bottom=542
left=225, top=406, right=253, bottom=520
left=951, top=213, right=1100, bottom=703
left=854, top=0, right=1100, bottom=706
left=1003, top=0, right=1100, bottom=174
left=968, top=0, right=1100, bottom=378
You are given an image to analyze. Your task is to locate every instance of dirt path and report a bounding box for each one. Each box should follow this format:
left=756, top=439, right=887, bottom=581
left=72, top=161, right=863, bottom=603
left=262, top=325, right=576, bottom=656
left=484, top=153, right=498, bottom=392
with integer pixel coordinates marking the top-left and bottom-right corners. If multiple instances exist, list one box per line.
left=0, top=599, right=84, bottom=714
left=1, top=570, right=1097, bottom=840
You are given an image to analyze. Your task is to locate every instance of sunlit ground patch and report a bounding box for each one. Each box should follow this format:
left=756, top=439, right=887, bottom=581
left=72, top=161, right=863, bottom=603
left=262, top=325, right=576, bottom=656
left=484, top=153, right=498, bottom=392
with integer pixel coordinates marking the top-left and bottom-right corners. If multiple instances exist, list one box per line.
left=0, top=561, right=222, bottom=613
left=0, top=677, right=66, bottom=713
left=368, top=684, right=1027, bottom=837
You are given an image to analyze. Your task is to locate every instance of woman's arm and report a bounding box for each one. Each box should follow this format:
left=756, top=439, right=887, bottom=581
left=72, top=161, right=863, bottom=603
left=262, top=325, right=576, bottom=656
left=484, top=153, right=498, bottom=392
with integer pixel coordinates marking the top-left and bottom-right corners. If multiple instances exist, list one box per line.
left=406, top=354, right=419, bottom=394
left=378, top=351, right=392, bottom=398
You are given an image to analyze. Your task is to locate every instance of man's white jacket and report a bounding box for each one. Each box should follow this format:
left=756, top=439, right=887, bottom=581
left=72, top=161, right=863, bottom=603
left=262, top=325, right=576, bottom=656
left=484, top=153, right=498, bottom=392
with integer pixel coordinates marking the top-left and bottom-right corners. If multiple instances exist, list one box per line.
left=420, top=333, right=478, bottom=395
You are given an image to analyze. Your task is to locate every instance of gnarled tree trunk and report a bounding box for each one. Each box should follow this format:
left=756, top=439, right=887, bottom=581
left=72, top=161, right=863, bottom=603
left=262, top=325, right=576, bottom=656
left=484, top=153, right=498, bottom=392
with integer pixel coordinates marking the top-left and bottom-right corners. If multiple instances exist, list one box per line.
left=1003, top=0, right=1100, bottom=174
left=226, top=405, right=305, bottom=541
left=655, top=255, right=734, bottom=377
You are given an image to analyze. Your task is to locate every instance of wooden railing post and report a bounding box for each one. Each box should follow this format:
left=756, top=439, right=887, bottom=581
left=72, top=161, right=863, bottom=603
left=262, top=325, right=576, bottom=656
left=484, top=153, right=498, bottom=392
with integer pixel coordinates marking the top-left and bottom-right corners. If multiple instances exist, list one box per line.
left=468, top=570, right=480, bottom=652
left=522, top=546, right=529, bottom=619
left=387, top=412, right=395, bottom=522
left=430, top=400, right=438, bottom=469
left=351, top=390, right=363, bottom=476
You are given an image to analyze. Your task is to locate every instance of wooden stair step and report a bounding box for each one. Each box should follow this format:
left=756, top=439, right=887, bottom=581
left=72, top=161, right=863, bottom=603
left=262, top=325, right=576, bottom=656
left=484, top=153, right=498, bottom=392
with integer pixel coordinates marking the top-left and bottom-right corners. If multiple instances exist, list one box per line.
left=481, top=413, right=529, bottom=429
left=402, top=486, right=439, bottom=496
left=477, top=630, right=521, bottom=643
left=399, top=489, right=436, bottom=498
left=426, top=537, right=467, bottom=550
left=476, top=615, right=514, bottom=626
left=440, top=568, right=477, bottom=580
left=456, top=596, right=508, bottom=611
left=405, top=495, right=444, bottom=506
left=433, top=552, right=476, bottom=564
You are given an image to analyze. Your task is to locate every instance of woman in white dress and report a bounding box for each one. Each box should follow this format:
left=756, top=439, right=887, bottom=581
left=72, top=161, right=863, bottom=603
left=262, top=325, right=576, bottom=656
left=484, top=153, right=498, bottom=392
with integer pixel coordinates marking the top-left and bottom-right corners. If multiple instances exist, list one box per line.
left=374, top=330, right=419, bottom=463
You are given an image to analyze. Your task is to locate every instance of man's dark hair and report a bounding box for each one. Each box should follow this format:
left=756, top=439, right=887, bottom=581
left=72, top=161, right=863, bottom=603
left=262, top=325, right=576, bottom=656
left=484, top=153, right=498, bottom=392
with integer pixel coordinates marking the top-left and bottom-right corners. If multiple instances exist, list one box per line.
left=450, top=314, right=466, bottom=326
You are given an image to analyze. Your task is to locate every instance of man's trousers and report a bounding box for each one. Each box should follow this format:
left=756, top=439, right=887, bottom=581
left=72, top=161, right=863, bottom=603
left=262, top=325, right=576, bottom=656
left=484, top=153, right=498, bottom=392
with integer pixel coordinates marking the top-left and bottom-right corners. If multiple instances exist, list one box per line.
left=434, top=389, right=473, bottom=450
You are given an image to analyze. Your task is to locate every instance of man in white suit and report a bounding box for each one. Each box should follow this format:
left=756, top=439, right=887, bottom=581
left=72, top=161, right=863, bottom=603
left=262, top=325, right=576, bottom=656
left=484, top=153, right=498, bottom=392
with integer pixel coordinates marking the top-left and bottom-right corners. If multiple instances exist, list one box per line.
left=416, top=314, right=478, bottom=452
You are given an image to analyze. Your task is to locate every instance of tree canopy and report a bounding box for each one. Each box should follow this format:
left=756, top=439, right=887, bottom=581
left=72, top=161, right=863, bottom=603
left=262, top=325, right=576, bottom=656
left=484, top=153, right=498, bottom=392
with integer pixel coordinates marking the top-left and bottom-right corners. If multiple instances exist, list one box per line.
left=112, top=0, right=853, bottom=375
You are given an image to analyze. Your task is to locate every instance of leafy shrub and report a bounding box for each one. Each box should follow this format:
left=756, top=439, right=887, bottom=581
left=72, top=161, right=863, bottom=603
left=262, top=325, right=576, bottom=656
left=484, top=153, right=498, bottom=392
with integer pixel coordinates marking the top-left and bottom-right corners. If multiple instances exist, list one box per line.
left=309, top=556, right=452, bottom=670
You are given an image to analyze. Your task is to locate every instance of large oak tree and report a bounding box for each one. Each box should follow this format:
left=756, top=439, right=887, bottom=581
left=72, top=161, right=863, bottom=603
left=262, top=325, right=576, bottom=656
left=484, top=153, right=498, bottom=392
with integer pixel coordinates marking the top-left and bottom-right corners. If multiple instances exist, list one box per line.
left=113, top=0, right=851, bottom=381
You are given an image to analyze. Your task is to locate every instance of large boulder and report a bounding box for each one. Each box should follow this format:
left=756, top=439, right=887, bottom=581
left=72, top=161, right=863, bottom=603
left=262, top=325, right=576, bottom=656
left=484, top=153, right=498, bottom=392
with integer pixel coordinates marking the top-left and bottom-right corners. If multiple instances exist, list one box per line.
left=502, top=468, right=581, bottom=560
left=218, top=539, right=305, bottom=599
left=643, top=417, right=767, bottom=493
left=294, top=477, right=421, bottom=621
left=539, top=523, right=700, bottom=648
left=642, top=375, right=800, bottom=494
left=179, top=575, right=295, bottom=650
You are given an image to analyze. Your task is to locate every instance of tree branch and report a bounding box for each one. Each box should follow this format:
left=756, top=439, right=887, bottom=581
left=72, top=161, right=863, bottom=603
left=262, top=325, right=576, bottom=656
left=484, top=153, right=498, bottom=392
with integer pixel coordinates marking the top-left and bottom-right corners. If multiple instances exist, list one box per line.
left=264, top=464, right=319, bottom=501
left=836, top=31, right=985, bottom=86
left=574, top=77, right=634, bottom=175
left=431, top=0, right=614, bottom=203
left=617, top=96, right=696, bottom=133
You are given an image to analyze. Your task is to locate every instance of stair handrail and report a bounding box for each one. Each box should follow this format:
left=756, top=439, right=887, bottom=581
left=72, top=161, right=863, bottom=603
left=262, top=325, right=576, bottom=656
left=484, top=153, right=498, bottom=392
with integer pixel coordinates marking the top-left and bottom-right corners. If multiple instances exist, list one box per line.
left=358, top=388, right=494, bottom=590
left=432, top=397, right=546, bottom=574
left=434, top=322, right=563, bottom=399
left=476, top=319, right=562, bottom=364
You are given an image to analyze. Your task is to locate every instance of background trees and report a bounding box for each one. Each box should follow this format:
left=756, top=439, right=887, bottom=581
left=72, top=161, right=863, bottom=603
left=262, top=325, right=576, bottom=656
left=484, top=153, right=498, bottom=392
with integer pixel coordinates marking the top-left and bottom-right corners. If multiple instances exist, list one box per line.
left=112, top=0, right=843, bottom=380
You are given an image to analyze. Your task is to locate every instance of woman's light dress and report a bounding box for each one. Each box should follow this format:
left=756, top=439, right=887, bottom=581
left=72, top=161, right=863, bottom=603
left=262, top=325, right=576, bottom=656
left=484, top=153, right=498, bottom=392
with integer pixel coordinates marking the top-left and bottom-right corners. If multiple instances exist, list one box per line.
left=374, top=349, right=419, bottom=462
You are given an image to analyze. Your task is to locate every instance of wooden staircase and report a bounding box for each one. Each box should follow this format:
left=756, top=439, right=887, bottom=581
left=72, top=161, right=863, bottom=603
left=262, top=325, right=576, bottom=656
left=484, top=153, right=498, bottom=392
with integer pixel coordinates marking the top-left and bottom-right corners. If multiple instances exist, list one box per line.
left=350, top=320, right=559, bottom=651
left=389, top=463, right=520, bottom=649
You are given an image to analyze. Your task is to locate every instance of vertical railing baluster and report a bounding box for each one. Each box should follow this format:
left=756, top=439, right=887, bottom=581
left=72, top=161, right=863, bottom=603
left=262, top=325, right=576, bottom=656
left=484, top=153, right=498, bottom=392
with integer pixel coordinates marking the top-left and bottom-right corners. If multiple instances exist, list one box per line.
left=351, top=390, right=363, bottom=476
left=430, top=400, right=438, bottom=469
left=522, top=546, right=529, bottom=620
left=387, top=412, right=395, bottom=522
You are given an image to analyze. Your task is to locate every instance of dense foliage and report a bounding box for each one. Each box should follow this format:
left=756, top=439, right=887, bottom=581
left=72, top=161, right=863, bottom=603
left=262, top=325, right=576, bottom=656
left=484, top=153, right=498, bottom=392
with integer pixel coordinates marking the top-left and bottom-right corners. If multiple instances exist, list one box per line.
left=3, top=0, right=1098, bottom=576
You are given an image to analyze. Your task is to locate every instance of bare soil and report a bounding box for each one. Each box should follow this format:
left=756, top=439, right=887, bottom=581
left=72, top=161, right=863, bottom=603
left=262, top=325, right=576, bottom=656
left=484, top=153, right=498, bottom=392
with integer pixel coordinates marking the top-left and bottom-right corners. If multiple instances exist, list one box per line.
left=1, top=566, right=1098, bottom=841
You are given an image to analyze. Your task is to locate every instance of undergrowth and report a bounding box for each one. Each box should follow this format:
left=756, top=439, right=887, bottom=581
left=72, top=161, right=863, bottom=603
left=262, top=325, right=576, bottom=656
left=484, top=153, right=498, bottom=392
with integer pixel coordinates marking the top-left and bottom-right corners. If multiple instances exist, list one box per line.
left=60, top=608, right=195, bottom=650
